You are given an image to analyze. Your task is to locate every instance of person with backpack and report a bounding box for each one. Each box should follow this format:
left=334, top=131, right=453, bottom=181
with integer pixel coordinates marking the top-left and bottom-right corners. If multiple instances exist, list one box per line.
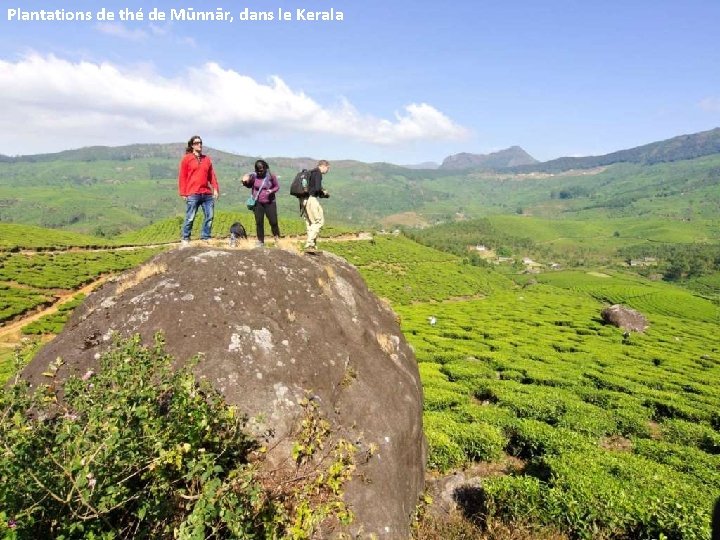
left=242, top=159, right=281, bottom=247
left=178, top=135, right=220, bottom=245
left=298, top=160, right=330, bottom=252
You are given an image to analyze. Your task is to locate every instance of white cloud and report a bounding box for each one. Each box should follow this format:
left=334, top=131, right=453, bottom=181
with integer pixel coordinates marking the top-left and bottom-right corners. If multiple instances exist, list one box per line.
left=0, top=54, right=469, bottom=155
left=148, top=24, right=168, bottom=37
left=95, top=23, right=149, bottom=41
left=699, top=97, right=720, bottom=112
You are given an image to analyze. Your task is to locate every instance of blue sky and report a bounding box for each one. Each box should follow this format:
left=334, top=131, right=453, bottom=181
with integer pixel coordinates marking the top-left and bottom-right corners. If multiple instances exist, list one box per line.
left=2, top=0, right=719, bottom=164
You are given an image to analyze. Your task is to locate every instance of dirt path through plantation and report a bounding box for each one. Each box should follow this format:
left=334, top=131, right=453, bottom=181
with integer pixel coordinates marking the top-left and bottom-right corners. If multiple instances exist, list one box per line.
left=0, top=276, right=109, bottom=348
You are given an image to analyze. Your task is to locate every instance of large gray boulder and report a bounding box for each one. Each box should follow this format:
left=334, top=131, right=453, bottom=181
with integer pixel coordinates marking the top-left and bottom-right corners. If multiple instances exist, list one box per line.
left=23, top=246, right=426, bottom=538
left=601, top=304, right=649, bottom=333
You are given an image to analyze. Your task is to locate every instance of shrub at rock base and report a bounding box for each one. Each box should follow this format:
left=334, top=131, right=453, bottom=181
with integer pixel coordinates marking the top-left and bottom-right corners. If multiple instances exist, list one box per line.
left=0, top=335, right=356, bottom=539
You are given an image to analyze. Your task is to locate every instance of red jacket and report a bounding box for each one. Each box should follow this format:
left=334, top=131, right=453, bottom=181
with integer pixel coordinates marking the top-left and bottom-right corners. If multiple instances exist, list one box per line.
left=178, top=153, right=219, bottom=197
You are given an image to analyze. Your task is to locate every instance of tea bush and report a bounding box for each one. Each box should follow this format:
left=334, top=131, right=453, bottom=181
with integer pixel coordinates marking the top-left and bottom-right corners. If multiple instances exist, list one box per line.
left=422, top=413, right=466, bottom=472
left=451, top=421, right=506, bottom=462
left=422, top=386, right=468, bottom=411
left=0, top=343, right=41, bottom=387
left=540, top=451, right=713, bottom=539
left=424, top=411, right=506, bottom=464
left=537, top=269, right=719, bottom=323
left=0, top=285, right=53, bottom=324
left=505, top=419, right=595, bottom=459
left=454, top=402, right=517, bottom=430
left=21, top=293, right=86, bottom=335
left=439, top=358, right=496, bottom=391
left=483, top=449, right=714, bottom=539
left=481, top=475, right=545, bottom=525
left=632, top=439, right=720, bottom=488
left=659, top=418, right=720, bottom=454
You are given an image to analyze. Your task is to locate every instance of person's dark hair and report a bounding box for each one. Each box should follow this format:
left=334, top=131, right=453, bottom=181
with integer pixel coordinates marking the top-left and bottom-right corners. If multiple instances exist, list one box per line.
left=317, top=159, right=329, bottom=167
left=254, top=159, right=270, bottom=176
left=186, top=135, right=202, bottom=154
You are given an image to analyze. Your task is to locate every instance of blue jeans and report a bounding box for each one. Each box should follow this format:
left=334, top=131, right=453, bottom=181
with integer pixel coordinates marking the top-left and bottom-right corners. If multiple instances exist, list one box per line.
left=181, top=194, right=215, bottom=240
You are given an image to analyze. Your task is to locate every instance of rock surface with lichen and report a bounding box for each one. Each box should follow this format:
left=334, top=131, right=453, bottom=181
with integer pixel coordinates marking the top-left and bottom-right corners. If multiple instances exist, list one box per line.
left=23, top=246, right=426, bottom=539
left=601, top=304, right=649, bottom=332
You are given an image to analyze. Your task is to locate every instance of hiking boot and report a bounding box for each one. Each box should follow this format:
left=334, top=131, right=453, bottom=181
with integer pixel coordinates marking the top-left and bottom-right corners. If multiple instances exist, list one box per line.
left=180, top=239, right=191, bottom=248
left=255, top=241, right=265, bottom=248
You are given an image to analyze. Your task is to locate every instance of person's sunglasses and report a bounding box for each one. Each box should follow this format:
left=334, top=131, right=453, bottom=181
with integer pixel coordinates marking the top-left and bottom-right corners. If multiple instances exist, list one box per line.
left=192, top=140, right=202, bottom=145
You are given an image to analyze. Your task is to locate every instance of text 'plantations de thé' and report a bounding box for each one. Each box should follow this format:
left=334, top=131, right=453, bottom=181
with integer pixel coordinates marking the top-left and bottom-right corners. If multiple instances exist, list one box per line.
left=6, top=7, right=345, bottom=23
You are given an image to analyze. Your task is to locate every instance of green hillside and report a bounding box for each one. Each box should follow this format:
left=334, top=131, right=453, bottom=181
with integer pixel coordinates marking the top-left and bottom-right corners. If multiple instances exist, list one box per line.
left=486, top=215, right=719, bottom=244
left=2, top=137, right=720, bottom=236
left=0, top=223, right=113, bottom=250
left=404, top=216, right=720, bottom=293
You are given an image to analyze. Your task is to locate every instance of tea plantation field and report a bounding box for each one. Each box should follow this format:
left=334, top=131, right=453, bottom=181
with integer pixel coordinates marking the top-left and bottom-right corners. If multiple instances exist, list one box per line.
left=0, top=222, right=116, bottom=250
left=1, top=231, right=718, bottom=538
left=324, top=237, right=719, bottom=540
left=0, top=242, right=167, bottom=389
left=0, top=248, right=165, bottom=328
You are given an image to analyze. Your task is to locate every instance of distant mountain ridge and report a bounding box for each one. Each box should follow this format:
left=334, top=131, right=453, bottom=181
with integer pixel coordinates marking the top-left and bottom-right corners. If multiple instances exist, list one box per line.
left=0, top=143, right=188, bottom=163
left=2, top=127, right=720, bottom=234
left=440, top=146, right=538, bottom=170
left=0, top=144, right=391, bottom=172
left=508, top=127, right=720, bottom=173
left=2, top=126, right=719, bottom=176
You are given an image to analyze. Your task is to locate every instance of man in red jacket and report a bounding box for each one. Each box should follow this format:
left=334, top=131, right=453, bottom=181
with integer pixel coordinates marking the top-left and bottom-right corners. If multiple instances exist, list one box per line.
left=178, top=135, right=220, bottom=244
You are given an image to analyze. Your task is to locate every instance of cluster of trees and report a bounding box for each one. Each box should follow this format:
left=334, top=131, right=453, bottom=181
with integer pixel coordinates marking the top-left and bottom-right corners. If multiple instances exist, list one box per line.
left=662, top=246, right=720, bottom=280
left=619, top=243, right=720, bottom=280
left=550, top=186, right=590, bottom=200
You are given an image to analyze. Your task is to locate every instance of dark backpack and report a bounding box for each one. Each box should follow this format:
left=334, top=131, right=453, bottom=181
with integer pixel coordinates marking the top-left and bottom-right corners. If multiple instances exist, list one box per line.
left=289, top=169, right=311, bottom=198
left=229, top=222, right=247, bottom=239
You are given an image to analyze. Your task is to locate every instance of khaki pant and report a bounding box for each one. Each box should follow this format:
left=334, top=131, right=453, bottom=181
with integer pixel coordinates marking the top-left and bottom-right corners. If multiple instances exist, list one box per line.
left=302, top=196, right=324, bottom=247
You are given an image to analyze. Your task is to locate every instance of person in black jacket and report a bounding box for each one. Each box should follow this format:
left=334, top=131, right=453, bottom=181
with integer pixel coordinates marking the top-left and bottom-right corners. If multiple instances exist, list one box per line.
left=302, top=160, right=330, bottom=251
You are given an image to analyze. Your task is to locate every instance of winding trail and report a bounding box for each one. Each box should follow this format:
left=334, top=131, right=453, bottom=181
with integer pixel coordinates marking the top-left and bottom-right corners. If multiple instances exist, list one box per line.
left=0, top=277, right=109, bottom=349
